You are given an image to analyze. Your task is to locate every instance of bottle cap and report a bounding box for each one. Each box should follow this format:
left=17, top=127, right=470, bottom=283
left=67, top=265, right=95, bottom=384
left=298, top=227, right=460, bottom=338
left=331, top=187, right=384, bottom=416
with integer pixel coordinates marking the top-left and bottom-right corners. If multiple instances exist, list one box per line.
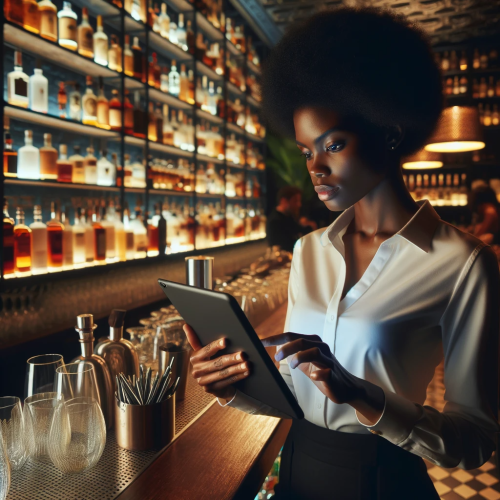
left=25, top=130, right=33, bottom=140
left=77, top=314, right=95, bottom=331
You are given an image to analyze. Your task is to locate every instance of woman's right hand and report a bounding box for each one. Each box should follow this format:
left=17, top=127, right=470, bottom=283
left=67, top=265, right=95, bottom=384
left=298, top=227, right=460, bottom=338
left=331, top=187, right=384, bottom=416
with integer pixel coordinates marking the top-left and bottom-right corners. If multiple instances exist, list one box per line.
left=183, top=324, right=251, bottom=401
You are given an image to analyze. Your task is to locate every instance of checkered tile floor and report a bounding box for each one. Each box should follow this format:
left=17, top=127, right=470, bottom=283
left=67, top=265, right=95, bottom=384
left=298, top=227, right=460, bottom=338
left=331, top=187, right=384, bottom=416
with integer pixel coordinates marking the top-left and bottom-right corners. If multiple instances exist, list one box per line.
left=425, top=455, right=500, bottom=499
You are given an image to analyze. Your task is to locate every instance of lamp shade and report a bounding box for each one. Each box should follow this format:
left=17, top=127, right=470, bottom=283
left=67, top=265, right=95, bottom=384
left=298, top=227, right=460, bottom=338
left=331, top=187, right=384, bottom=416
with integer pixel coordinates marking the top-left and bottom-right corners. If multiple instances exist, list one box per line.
left=424, top=106, right=485, bottom=153
left=402, top=149, right=443, bottom=169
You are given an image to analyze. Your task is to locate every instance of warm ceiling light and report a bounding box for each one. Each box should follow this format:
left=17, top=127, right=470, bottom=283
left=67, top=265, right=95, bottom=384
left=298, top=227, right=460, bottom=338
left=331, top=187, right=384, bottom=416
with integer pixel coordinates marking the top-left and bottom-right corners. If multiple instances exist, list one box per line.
left=425, top=106, right=485, bottom=153
left=402, top=149, right=443, bottom=169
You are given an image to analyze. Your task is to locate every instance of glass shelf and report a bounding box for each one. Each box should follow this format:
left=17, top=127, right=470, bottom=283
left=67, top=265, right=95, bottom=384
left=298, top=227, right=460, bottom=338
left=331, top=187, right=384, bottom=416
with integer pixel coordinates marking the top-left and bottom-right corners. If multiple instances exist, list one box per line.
left=196, top=108, right=223, bottom=124
left=149, top=30, right=192, bottom=62
left=124, top=135, right=195, bottom=157
left=226, top=39, right=242, bottom=57
left=149, top=87, right=193, bottom=110
left=227, top=81, right=244, bottom=96
left=196, top=61, right=222, bottom=81
left=4, top=178, right=120, bottom=191
left=150, top=188, right=193, bottom=196
left=226, top=122, right=245, bottom=135
left=196, top=12, right=224, bottom=41
left=196, top=153, right=224, bottom=164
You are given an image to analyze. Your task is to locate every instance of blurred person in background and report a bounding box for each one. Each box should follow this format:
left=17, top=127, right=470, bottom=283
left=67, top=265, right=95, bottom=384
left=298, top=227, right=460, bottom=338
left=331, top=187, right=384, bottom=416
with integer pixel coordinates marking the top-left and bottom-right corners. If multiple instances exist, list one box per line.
left=266, top=186, right=317, bottom=252
left=468, top=184, right=500, bottom=245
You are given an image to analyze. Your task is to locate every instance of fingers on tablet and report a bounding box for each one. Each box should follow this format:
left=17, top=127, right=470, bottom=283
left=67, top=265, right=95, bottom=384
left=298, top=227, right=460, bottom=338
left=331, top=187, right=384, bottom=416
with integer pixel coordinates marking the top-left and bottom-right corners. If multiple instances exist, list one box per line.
left=197, top=361, right=250, bottom=386
left=192, top=352, right=246, bottom=378
left=207, top=370, right=250, bottom=391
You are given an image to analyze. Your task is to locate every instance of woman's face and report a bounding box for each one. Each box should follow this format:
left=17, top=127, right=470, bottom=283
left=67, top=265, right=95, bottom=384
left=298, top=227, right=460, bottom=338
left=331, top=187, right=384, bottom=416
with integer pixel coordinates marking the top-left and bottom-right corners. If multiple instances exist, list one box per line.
left=294, top=107, right=389, bottom=211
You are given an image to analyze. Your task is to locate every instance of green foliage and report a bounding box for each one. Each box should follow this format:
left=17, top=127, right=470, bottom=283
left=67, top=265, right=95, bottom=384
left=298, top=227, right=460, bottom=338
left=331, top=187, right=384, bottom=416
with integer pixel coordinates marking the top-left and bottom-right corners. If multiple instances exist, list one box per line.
left=266, top=133, right=314, bottom=200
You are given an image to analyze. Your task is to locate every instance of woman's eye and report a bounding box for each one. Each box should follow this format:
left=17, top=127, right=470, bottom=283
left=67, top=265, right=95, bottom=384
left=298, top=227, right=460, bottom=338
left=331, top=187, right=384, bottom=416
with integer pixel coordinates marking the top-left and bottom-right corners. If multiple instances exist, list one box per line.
left=326, top=143, right=345, bottom=153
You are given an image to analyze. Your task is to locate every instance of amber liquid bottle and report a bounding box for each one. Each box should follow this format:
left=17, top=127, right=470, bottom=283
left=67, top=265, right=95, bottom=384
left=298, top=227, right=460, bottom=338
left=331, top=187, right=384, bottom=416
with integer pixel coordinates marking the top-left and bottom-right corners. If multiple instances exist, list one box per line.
left=14, top=208, right=32, bottom=273
left=92, top=205, right=106, bottom=262
left=38, top=0, right=57, bottom=42
left=4, top=132, right=18, bottom=178
left=23, top=0, right=40, bottom=34
left=4, top=0, right=24, bottom=26
left=57, top=144, right=73, bottom=183
left=47, top=202, right=64, bottom=270
left=132, top=37, right=143, bottom=81
left=3, top=200, right=15, bottom=276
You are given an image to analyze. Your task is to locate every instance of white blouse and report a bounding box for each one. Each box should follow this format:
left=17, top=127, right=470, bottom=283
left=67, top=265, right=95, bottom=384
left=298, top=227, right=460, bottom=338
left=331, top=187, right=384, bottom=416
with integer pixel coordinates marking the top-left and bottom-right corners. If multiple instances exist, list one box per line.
left=222, top=199, right=500, bottom=470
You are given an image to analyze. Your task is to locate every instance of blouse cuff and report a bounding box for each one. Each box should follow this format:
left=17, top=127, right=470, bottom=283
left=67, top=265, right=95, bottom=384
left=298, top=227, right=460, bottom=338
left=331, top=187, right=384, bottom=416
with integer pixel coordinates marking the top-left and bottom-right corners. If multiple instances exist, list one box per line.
left=355, top=389, right=423, bottom=445
left=216, top=390, right=238, bottom=407
left=217, top=389, right=261, bottom=414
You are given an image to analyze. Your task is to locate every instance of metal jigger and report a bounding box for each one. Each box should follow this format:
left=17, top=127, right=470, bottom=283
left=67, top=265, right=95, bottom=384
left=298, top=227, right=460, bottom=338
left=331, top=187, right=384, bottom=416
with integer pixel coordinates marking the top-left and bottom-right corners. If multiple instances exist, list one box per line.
left=72, top=314, right=114, bottom=429
left=185, top=256, right=214, bottom=290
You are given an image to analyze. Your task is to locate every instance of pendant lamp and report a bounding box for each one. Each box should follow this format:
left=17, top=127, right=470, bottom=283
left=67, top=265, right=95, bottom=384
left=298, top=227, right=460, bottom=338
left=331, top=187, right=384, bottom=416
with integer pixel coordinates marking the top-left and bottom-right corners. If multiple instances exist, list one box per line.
left=424, top=106, right=485, bottom=153
left=402, top=148, right=443, bottom=169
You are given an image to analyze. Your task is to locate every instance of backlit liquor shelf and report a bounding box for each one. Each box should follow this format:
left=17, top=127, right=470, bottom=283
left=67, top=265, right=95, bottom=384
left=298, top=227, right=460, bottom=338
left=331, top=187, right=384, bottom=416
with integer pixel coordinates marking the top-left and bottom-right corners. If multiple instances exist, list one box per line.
left=2, top=0, right=268, bottom=283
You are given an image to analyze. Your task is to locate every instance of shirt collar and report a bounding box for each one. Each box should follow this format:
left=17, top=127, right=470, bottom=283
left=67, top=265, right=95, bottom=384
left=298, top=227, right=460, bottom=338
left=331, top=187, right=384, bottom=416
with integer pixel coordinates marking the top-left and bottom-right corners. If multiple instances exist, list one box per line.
left=320, top=199, right=441, bottom=253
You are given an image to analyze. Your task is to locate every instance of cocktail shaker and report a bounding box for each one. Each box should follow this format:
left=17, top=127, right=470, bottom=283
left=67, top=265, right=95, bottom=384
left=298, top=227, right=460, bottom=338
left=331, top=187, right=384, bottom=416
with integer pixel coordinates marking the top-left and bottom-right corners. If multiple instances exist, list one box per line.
left=72, top=314, right=114, bottom=429
left=95, top=309, right=140, bottom=389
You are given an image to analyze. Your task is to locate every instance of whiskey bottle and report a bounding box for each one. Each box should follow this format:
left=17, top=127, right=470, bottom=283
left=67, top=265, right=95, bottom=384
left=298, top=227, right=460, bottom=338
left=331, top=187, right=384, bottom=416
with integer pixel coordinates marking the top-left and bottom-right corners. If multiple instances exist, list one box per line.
left=47, top=202, right=64, bottom=270
left=94, top=15, right=109, bottom=67
left=72, top=207, right=86, bottom=265
left=39, top=133, right=58, bottom=180
left=492, top=104, right=499, bottom=126
left=58, top=81, right=68, bottom=118
left=13, top=208, right=31, bottom=273
left=124, top=35, right=134, bottom=77
left=132, top=37, right=143, bottom=80
left=30, top=205, right=48, bottom=274
left=459, top=76, right=467, bottom=94
left=57, top=144, right=73, bottom=183
left=78, top=7, right=94, bottom=59
left=473, top=48, right=480, bottom=69
left=97, top=78, right=110, bottom=130
left=162, top=104, right=174, bottom=145
left=18, top=130, right=40, bottom=180
left=7, top=51, right=29, bottom=109
left=2, top=200, right=15, bottom=276
left=113, top=204, right=127, bottom=262
left=484, top=104, right=492, bottom=127
left=81, top=208, right=95, bottom=263
left=108, top=35, right=122, bottom=72
left=4, top=0, right=23, bottom=26
left=3, top=131, right=17, bottom=178
left=82, top=76, right=98, bottom=126
left=38, top=0, right=57, bottom=42
left=124, top=91, right=134, bottom=135
left=92, top=205, right=107, bottom=262
left=69, top=145, right=85, bottom=183
left=101, top=203, right=116, bottom=260
left=123, top=203, right=135, bottom=259
left=23, top=0, right=40, bottom=34
left=147, top=102, right=158, bottom=142
left=159, top=3, right=170, bottom=39
left=84, top=145, right=98, bottom=184
left=61, top=207, right=74, bottom=267
left=133, top=91, right=146, bottom=139
left=58, top=2, right=78, bottom=51
left=487, top=76, right=495, bottom=97
left=29, top=60, right=48, bottom=113
left=459, top=50, right=467, bottom=71
left=109, top=89, right=122, bottom=131
left=186, top=19, right=195, bottom=55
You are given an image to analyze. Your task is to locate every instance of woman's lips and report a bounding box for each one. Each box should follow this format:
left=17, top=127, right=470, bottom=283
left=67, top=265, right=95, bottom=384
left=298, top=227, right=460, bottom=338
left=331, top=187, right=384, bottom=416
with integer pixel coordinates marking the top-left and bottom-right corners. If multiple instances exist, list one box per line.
left=314, top=184, right=340, bottom=201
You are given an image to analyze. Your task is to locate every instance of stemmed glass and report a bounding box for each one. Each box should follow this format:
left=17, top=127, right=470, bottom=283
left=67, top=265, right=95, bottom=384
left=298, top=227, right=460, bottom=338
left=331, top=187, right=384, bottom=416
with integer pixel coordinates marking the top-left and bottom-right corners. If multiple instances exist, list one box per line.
left=0, top=397, right=27, bottom=471
left=25, top=354, right=64, bottom=398
left=48, top=362, right=106, bottom=474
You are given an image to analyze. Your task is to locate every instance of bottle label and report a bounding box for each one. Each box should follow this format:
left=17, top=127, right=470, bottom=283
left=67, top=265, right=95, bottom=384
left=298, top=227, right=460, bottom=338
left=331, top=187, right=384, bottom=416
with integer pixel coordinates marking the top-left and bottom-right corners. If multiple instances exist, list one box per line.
left=69, top=93, right=81, bottom=119
left=109, top=109, right=122, bottom=128
left=73, top=160, right=85, bottom=180
left=40, top=10, right=56, bottom=38
left=59, top=16, right=77, bottom=42
left=80, top=30, right=93, bottom=51
left=83, top=97, right=97, bottom=117
left=95, top=39, right=108, bottom=61
left=126, top=232, right=134, bottom=251
left=14, top=77, right=28, bottom=98
left=49, top=231, right=63, bottom=257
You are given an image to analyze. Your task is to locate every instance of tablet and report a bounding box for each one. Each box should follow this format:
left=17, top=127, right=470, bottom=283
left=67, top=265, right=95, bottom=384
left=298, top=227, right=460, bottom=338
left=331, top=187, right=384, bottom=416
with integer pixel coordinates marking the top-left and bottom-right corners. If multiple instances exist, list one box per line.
left=158, top=279, right=304, bottom=420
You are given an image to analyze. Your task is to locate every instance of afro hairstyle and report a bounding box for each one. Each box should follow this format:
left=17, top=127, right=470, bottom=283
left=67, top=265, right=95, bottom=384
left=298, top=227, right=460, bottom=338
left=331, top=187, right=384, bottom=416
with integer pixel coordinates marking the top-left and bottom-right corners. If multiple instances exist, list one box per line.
left=260, top=6, right=444, bottom=157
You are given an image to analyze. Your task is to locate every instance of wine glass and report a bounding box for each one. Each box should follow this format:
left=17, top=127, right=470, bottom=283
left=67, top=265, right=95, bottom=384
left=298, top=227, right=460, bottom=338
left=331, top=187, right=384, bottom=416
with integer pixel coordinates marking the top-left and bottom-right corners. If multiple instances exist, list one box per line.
left=0, top=424, right=10, bottom=500
left=25, top=354, right=64, bottom=398
left=0, top=397, right=27, bottom=470
left=48, top=362, right=106, bottom=474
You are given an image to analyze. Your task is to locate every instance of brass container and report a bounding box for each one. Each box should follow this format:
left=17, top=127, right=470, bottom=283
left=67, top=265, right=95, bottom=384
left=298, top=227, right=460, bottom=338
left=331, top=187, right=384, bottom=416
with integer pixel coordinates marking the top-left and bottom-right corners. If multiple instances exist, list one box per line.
left=94, top=326, right=140, bottom=390
left=115, top=395, right=175, bottom=451
left=72, top=314, right=115, bottom=429
left=159, top=343, right=191, bottom=401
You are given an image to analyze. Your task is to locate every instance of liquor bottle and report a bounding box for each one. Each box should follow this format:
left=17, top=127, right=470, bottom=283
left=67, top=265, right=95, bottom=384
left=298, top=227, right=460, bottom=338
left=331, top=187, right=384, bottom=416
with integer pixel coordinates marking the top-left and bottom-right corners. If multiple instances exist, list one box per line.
left=492, top=104, right=499, bottom=126
left=159, top=3, right=170, bottom=39
left=440, top=51, right=449, bottom=72
left=58, top=2, right=78, bottom=51
left=160, top=66, right=169, bottom=92
left=169, top=60, right=180, bottom=96
left=130, top=206, right=148, bottom=255
left=72, top=208, right=86, bottom=265
left=39, top=133, right=58, bottom=180
left=123, top=91, right=134, bottom=135
left=151, top=3, right=161, bottom=33
left=484, top=104, right=491, bottom=127
left=2, top=200, right=15, bottom=276
left=147, top=102, right=157, bottom=142
left=147, top=205, right=159, bottom=253
left=208, top=81, right=217, bottom=115
left=233, top=26, right=245, bottom=53
left=132, top=37, right=143, bottom=80
left=124, top=35, right=134, bottom=77
left=490, top=48, right=499, bottom=69
left=155, top=104, right=163, bottom=143
left=473, top=48, right=480, bottom=69
left=38, top=0, right=57, bottom=41
left=452, top=76, right=459, bottom=95
left=97, top=78, right=110, bottom=129
left=23, top=0, right=40, bottom=34
left=148, top=52, right=160, bottom=88
left=61, top=207, right=74, bottom=267
left=123, top=154, right=132, bottom=187
left=94, top=310, right=140, bottom=384
left=479, top=77, right=487, bottom=98
left=187, top=69, right=195, bottom=105
left=13, top=208, right=32, bottom=274
left=186, top=19, right=195, bottom=55
left=94, top=15, right=109, bottom=66
left=177, top=14, right=187, bottom=51
left=67, top=82, right=82, bottom=120
left=47, top=202, right=64, bottom=270
left=30, top=205, right=48, bottom=274
left=29, top=60, right=48, bottom=113
left=109, top=89, right=122, bottom=131
left=7, top=51, right=29, bottom=109
left=82, top=76, right=98, bottom=126
left=487, top=76, right=495, bottom=98
left=84, top=145, right=98, bottom=184
left=162, top=104, right=174, bottom=145
left=131, top=157, right=146, bottom=187
left=123, top=204, right=135, bottom=259
left=133, top=91, right=146, bottom=138
left=179, top=64, right=189, bottom=102
left=18, top=130, right=40, bottom=180
left=114, top=204, right=127, bottom=261
left=169, top=19, right=178, bottom=45
left=459, top=76, right=467, bottom=94
left=78, top=7, right=94, bottom=58
left=82, top=208, right=95, bottom=263
left=459, top=50, right=467, bottom=71
left=97, top=150, right=116, bottom=186
left=4, top=0, right=23, bottom=26
left=480, top=51, right=488, bottom=70
left=108, top=35, right=122, bottom=72
left=58, top=81, right=67, bottom=118
left=57, top=144, right=72, bottom=182
left=69, top=145, right=85, bottom=183
left=3, top=131, right=17, bottom=178
left=101, top=203, right=116, bottom=260
left=92, top=205, right=106, bottom=262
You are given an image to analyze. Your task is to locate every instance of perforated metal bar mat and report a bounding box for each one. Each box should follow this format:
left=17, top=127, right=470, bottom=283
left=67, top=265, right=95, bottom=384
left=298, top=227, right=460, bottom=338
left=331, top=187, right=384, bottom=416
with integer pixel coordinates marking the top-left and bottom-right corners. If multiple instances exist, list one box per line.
left=7, top=376, right=215, bottom=500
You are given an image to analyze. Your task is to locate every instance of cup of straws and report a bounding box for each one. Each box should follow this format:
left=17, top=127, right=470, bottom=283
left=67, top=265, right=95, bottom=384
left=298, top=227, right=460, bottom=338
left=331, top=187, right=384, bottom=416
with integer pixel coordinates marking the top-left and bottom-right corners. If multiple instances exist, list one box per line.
left=115, top=361, right=179, bottom=451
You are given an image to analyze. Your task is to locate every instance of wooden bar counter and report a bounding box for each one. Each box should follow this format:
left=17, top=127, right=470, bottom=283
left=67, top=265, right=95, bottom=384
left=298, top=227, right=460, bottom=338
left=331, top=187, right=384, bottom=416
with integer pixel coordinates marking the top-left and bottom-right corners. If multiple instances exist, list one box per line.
left=116, top=303, right=291, bottom=500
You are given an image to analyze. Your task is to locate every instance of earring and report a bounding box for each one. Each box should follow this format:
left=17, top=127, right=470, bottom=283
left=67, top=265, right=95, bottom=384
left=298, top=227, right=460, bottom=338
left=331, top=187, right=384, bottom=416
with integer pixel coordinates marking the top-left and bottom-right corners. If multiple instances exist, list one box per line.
left=391, top=145, right=396, bottom=150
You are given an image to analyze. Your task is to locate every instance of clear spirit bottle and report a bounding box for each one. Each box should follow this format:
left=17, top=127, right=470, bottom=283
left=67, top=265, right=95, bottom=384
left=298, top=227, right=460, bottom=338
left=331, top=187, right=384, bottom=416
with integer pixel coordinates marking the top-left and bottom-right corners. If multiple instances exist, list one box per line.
left=97, top=150, right=116, bottom=186
left=72, top=208, right=86, bottom=265
left=7, top=51, right=29, bottom=109
left=18, top=130, right=40, bottom=180
left=94, top=15, right=109, bottom=66
left=68, top=82, right=82, bottom=121
left=29, top=60, right=48, bottom=113
left=169, top=60, right=180, bottom=96
left=30, top=205, right=48, bottom=274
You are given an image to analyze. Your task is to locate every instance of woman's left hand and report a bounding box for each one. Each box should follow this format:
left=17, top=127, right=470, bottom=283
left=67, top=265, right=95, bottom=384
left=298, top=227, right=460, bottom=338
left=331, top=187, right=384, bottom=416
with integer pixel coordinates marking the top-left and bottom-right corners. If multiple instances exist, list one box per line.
left=262, top=332, right=360, bottom=405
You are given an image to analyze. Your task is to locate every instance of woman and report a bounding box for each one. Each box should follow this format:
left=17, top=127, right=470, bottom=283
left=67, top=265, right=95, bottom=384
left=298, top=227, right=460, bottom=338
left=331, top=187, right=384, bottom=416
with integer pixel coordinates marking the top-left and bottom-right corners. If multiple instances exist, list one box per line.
left=184, top=7, right=500, bottom=499
left=468, top=184, right=500, bottom=245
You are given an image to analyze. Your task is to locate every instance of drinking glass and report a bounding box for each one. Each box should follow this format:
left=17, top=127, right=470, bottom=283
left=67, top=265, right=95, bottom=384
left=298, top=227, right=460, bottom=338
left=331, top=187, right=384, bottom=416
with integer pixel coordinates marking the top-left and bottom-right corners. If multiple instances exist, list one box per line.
left=0, top=425, right=10, bottom=500
left=0, top=397, right=27, bottom=470
left=126, top=326, right=156, bottom=370
left=24, top=392, right=59, bottom=462
left=48, top=362, right=106, bottom=474
left=25, top=354, right=64, bottom=398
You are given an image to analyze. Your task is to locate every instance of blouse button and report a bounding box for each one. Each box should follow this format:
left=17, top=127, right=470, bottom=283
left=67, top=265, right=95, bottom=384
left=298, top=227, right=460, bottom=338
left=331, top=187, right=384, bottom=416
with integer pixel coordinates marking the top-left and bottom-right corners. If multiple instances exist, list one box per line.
left=330, top=315, right=335, bottom=321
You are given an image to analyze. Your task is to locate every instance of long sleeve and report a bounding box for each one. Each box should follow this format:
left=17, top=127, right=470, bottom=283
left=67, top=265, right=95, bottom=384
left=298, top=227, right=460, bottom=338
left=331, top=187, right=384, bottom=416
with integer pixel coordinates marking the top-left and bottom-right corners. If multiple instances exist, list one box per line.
left=356, top=245, right=500, bottom=469
left=218, top=239, right=302, bottom=417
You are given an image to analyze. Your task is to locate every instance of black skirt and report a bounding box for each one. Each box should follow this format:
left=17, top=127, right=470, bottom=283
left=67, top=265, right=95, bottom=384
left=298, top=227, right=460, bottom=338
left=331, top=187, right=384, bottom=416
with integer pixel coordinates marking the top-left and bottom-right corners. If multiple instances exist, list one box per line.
left=273, top=418, right=440, bottom=500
